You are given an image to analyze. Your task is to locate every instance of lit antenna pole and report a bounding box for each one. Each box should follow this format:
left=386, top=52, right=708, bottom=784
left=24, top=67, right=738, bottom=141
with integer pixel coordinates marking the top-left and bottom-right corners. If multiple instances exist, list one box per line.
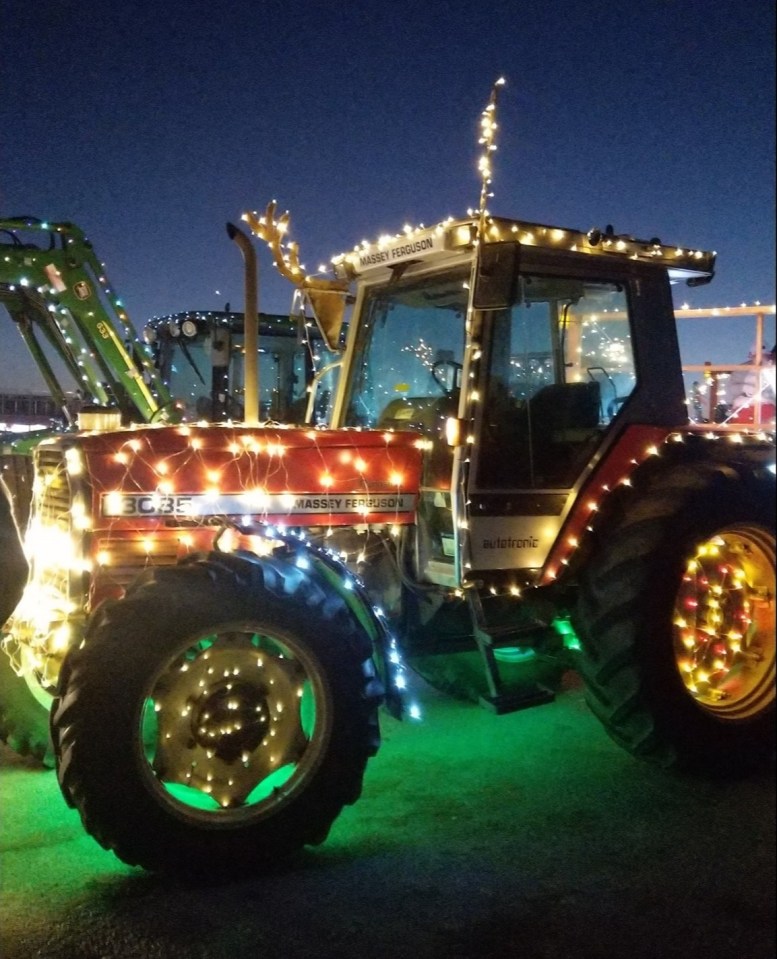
left=457, top=77, right=507, bottom=585
left=476, top=76, right=506, bottom=243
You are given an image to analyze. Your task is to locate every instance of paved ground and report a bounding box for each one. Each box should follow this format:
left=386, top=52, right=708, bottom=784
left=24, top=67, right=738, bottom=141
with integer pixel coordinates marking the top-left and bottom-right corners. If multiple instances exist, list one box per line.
left=1, top=671, right=774, bottom=959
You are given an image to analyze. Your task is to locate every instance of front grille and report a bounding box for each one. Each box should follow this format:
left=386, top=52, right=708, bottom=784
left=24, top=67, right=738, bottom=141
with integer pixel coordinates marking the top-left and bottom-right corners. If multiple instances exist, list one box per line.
left=35, top=448, right=71, bottom=529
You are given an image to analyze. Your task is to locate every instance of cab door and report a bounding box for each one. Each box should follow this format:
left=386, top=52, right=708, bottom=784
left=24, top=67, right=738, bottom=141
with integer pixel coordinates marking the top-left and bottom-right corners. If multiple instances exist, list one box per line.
left=463, top=260, right=638, bottom=578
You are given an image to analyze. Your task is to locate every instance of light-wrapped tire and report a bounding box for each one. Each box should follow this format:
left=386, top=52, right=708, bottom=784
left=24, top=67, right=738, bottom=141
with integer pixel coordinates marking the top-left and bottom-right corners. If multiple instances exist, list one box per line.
left=573, top=461, right=775, bottom=776
left=52, top=551, right=383, bottom=876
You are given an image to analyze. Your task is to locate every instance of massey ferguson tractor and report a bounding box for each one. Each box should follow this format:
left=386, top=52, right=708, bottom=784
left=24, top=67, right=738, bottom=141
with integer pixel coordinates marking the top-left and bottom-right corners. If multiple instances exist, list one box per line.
left=1, top=88, right=774, bottom=874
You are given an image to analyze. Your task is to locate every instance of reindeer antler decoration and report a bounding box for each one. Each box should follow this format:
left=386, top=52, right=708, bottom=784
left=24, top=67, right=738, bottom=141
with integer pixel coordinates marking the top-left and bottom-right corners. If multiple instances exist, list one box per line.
left=242, top=201, right=306, bottom=286
left=241, top=200, right=350, bottom=351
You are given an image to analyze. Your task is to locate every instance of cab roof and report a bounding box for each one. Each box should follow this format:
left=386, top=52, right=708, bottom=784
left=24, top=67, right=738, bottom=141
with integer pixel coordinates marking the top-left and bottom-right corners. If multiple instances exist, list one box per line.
left=331, top=214, right=716, bottom=285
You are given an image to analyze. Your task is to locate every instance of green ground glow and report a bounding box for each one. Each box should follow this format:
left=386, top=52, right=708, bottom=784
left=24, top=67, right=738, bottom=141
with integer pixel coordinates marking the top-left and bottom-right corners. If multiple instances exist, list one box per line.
left=1, top=668, right=774, bottom=959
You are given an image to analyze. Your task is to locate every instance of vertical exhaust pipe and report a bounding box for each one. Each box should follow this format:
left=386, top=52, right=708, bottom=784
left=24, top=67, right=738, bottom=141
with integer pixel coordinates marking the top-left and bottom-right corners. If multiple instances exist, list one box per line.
left=226, top=222, right=259, bottom=425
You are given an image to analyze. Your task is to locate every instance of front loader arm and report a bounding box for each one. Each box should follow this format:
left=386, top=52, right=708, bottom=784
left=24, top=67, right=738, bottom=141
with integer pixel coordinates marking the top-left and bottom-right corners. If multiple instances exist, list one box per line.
left=0, top=218, right=173, bottom=423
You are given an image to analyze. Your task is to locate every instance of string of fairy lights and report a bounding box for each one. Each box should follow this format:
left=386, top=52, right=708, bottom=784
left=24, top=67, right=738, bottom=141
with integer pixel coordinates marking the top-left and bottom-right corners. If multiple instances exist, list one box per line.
left=474, top=76, right=505, bottom=238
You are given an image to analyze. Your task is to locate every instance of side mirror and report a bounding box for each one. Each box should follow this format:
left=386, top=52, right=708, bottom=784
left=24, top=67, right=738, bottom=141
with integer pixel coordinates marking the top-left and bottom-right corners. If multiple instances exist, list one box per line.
left=472, top=241, right=520, bottom=310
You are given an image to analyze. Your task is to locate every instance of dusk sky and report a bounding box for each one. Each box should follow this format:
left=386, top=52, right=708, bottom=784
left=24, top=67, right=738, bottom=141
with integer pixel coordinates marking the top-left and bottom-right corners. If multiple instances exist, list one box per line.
left=2, top=0, right=774, bottom=392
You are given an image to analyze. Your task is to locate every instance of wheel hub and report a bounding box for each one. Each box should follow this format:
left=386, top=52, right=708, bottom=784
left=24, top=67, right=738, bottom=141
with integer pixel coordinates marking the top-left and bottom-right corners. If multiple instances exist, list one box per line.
left=144, top=630, right=314, bottom=808
left=673, top=526, right=775, bottom=719
left=191, top=681, right=271, bottom=762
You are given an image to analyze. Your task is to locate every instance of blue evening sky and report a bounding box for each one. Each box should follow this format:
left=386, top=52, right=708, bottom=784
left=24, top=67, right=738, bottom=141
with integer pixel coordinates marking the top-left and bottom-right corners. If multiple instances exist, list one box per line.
left=1, top=0, right=774, bottom=390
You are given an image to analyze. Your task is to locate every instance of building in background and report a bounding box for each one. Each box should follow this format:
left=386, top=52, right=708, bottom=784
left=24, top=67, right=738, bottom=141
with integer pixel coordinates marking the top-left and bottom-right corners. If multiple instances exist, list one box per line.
left=0, top=392, right=63, bottom=432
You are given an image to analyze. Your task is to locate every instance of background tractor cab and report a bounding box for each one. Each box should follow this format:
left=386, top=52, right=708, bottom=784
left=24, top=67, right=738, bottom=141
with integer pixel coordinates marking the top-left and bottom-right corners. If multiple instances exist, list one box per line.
left=0, top=217, right=329, bottom=432
left=0, top=216, right=334, bottom=524
left=143, top=309, right=323, bottom=424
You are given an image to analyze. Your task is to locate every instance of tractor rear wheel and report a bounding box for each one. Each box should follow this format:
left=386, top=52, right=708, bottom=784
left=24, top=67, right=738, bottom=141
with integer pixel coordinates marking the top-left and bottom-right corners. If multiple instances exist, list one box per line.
left=573, top=462, right=775, bottom=776
left=51, top=552, right=382, bottom=876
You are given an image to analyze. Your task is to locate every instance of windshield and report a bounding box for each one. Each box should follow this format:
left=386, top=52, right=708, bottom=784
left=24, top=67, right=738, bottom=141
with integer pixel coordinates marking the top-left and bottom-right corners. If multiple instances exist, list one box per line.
left=164, top=334, right=310, bottom=422
left=343, top=269, right=469, bottom=429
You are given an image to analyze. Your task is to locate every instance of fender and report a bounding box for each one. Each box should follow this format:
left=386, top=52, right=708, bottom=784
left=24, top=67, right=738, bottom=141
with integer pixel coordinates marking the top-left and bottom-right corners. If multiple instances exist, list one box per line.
left=220, top=524, right=406, bottom=719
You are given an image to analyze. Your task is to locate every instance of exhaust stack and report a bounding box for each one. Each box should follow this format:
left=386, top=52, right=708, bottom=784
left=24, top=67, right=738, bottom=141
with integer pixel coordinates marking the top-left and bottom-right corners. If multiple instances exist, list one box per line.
left=226, top=222, right=259, bottom=425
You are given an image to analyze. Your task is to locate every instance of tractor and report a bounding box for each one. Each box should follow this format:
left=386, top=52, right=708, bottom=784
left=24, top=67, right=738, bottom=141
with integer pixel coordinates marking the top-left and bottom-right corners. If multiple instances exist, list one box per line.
left=0, top=89, right=774, bottom=875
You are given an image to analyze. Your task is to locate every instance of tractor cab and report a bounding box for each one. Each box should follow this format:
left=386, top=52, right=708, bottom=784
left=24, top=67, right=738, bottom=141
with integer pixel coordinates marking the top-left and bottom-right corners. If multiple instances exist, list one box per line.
left=310, top=216, right=716, bottom=593
left=143, top=309, right=322, bottom=424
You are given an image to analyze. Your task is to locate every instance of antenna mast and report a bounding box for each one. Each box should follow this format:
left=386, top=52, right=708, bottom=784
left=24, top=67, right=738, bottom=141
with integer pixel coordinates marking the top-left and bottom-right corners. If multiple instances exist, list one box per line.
left=475, top=76, right=506, bottom=242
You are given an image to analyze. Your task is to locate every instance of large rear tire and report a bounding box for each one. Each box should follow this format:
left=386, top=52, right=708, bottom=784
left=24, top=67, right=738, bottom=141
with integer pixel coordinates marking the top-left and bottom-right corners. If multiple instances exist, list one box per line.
left=52, top=552, right=382, bottom=876
left=573, top=462, right=775, bottom=776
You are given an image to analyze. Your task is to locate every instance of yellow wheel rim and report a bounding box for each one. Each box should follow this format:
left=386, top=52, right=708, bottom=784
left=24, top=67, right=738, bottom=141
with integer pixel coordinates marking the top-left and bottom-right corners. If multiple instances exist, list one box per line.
left=673, top=525, right=775, bottom=719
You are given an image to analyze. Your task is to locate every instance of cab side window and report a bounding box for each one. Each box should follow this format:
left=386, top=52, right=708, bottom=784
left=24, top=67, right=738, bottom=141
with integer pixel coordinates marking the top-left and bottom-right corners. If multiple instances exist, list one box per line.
left=475, top=276, right=635, bottom=489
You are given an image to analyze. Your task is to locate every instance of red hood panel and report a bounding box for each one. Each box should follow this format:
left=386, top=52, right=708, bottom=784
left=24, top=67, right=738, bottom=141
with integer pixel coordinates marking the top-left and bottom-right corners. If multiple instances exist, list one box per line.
left=58, top=424, right=423, bottom=529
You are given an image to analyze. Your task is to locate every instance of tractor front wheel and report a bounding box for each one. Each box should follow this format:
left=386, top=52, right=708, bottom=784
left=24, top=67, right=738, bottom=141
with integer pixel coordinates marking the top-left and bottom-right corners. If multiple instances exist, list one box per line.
left=51, top=552, right=382, bottom=876
left=573, top=463, right=775, bottom=776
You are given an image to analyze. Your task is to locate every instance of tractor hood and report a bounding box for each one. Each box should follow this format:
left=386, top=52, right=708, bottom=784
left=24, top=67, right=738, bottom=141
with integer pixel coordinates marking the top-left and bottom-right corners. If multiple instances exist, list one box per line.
left=37, top=424, right=424, bottom=532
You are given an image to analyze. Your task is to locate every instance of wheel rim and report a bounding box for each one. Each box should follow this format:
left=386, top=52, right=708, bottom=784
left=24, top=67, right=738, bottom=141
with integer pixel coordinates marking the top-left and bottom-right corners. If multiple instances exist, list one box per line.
left=138, top=624, right=330, bottom=820
left=673, top=525, right=776, bottom=719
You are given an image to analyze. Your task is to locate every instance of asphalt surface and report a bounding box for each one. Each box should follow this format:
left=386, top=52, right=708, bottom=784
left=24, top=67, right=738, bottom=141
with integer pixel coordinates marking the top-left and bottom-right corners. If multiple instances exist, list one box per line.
left=1, top=671, right=774, bottom=959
